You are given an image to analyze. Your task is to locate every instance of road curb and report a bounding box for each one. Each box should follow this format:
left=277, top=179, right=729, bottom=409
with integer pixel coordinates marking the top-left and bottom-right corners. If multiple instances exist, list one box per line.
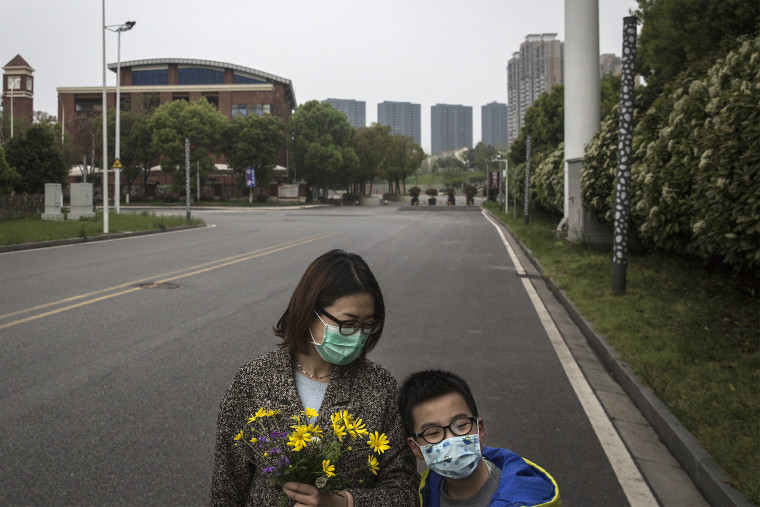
left=484, top=209, right=752, bottom=507
left=0, top=224, right=205, bottom=253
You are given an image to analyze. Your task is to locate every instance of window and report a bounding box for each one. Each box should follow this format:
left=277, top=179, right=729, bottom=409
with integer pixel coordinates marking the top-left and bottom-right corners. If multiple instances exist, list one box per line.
left=142, top=94, right=160, bottom=111
left=120, top=95, right=131, bottom=112
left=234, top=74, right=265, bottom=84
left=178, top=67, right=224, bottom=85
left=172, top=93, right=189, bottom=102
left=75, top=98, right=102, bottom=112
left=231, top=104, right=272, bottom=117
left=26, top=77, right=32, bottom=91
left=132, top=69, right=169, bottom=86
left=202, top=93, right=219, bottom=109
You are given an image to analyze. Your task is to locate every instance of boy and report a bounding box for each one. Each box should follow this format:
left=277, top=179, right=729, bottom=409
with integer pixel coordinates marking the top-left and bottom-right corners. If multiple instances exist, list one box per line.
left=398, top=370, right=560, bottom=506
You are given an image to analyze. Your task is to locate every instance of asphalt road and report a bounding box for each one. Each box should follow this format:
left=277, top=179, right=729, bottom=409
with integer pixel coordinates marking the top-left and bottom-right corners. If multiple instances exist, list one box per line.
left=0, top=204, right=666, bottom=505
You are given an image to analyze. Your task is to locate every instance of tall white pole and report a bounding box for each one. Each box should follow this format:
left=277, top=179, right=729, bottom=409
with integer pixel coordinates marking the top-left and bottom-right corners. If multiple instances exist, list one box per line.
left=115, top=29, right=121, bottom=214
left=563, top=0, right=600, bottom=239
left=102, top=0, right=109, bottom=233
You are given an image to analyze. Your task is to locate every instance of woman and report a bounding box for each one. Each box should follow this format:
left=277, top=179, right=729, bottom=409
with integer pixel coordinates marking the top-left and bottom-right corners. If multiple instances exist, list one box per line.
left=211, top=250, right=418, bottom=506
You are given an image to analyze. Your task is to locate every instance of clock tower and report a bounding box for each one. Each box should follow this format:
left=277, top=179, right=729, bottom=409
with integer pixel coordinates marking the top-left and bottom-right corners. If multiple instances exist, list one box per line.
left=3, top=54, right=35, bottom=135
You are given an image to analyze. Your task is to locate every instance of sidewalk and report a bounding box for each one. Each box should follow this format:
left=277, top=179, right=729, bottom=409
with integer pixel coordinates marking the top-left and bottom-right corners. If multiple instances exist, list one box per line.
left=485, top=209, right=752, bottom=507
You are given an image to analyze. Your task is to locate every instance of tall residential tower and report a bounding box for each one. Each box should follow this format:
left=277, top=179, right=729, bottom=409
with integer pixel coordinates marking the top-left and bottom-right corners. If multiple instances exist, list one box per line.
left=481, top=102, right=508, bottom=150
left=322, top=98, right=366, bottom=129
left=431, top=104, right=472, bottom=156
left=377, top=101, right=421, bottom=145
left=507, top=34, right=563, bottom=147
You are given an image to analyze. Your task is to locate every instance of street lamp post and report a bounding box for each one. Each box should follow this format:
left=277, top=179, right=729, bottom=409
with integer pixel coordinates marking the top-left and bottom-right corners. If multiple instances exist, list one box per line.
left=106, top=20, right=135, bottom=214
left=101, top=0, right=108, bottom=233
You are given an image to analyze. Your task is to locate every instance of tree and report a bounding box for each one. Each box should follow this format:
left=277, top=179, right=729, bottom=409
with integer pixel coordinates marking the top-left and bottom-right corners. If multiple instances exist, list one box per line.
left=289, top=100, right=357, bottom=195
left=466, top=142, right=498, bottom=172
left=149, top=98, right=227, bottom=192
left=382, top=135, right=425, bottom=194
left=353, top=124, right=392, bottom=194
left=223, top=113, right=286, bottom=191
left=0, top=147, right=22, bottom=193
left=122, top=110, right=158, bottom=198
left=635, top=0, right=760, bottom=98
left=4, top=121, right=67, bottom=193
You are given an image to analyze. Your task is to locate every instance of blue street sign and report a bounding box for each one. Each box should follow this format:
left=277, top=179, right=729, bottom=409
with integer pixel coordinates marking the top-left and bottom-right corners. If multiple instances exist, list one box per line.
left=245, top=167, right=256, bottom=187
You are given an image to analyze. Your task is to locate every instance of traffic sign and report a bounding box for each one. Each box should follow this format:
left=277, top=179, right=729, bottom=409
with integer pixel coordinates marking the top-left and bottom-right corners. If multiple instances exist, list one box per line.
left=113, top=158, right=122, bottom=169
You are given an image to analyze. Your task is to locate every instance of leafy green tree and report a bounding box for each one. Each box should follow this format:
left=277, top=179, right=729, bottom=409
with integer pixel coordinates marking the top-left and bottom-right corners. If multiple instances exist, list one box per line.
left=149, top=98, right=227, bottom=192
left=122, top=111, right=158, bottom=198
left=0, top=147, right=22, bottom=193
left=4, top=121, right=67, bottom=193
left=635, top=0, right=760, bottom=99
left=383, top=134, right=425, bottom=194
left=352, top=123, right=393, bottom=193
left=507, top=84, right=564, bottom=168
left=223, top=113, right=286, bottom=190
left=289, top=100, right=357, bottom=195
left=466, top=142, right=498, bottom=172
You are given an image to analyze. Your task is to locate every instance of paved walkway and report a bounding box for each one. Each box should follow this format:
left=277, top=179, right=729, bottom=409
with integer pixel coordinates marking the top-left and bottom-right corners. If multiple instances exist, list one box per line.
left=482, top=209, right=751, bottom=506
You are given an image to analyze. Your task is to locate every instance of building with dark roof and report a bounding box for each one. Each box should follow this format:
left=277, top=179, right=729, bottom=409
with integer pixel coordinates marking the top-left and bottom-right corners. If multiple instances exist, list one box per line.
left=56, top=59, right=297, bottom=199
left=2, top=54, right=35, bottom=137
left=58, top=58, right=295, bottom=125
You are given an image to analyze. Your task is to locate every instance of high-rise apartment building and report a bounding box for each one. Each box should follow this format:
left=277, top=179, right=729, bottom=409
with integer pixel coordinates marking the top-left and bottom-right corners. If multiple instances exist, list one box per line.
left=481, top=102, right=508, bottom=150
left=431, top=104, right=472, bottom=155
left=599, top=53, right=622, bottom=77
left=507, top=34, right=564, bottom=147
left=377, top=101, right=421, bottom=146
left=322, top=98, right=365, bottom=129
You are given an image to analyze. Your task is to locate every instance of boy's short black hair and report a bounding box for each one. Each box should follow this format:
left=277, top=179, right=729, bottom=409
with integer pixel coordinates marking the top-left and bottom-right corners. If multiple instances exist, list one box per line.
left=397, top=370, right=479, bottom=437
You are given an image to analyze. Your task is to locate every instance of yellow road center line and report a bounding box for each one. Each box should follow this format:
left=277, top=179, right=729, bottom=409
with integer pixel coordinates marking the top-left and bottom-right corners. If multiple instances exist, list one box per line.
left=0, top=233, right=336, bottom=330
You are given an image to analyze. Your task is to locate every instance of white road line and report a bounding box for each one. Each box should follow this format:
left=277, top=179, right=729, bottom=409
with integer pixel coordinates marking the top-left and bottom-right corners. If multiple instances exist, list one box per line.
left=483, top=211, right=658, bottom=507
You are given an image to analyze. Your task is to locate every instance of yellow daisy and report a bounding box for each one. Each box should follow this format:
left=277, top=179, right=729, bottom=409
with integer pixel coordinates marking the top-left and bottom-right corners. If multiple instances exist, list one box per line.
left=234, top=431, right=244, bottom=441
left=287, top=425, right=312, bottom=451
left=332, top=421, right=347, bottom=441
left=367, top=454, right=379, bottom=475
left=352, top=418, right=369, bottom=437
left=255, top=407, right=267, bottom=419
left=302, top=407, right=319, bottom=419
left=367, top=431, right=390, bottom=454
left=322, top=459, right=336, bottom=478
left=308, top=424, right=324, bottom=438
left=267, top=409, right=281, bottom=417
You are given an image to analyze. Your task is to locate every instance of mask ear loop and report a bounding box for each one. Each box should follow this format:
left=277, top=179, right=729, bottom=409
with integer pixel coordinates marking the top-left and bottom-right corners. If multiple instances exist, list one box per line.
left=310, top=311, right=328, bottom=346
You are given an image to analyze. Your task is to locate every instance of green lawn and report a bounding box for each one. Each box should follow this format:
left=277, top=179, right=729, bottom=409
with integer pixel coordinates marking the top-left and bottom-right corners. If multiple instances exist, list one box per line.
left=483, top=200, right=760, bottom=504
left=0, top=211, right=204, bottom=246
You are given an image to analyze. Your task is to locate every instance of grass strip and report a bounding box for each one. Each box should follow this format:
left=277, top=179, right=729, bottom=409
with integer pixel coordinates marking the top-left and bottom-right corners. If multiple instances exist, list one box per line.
left=483, top=200, right=759, bottom=504
left=0, top=211, right=204, bottom=246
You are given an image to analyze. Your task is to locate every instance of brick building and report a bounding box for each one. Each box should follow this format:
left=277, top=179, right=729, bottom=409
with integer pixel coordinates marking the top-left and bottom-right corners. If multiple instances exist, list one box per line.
left=56, top=58, right=296, bottom=199
left=2, top=54, right=35, bottom=138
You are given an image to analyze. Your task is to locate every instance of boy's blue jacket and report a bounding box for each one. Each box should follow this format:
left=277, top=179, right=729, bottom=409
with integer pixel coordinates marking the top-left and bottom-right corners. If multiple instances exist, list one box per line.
left=418, top=446, right=561, bottom=506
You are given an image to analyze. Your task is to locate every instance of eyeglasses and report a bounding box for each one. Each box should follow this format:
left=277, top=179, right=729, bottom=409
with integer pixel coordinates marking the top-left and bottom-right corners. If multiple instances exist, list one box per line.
left=413, top=416, right=477, bottom=444
left=318, top=308, right=384, bottom=336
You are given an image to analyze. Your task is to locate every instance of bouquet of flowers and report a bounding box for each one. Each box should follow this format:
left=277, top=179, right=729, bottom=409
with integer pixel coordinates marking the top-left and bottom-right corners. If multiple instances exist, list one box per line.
left=234, top=406, right=390, bottom=506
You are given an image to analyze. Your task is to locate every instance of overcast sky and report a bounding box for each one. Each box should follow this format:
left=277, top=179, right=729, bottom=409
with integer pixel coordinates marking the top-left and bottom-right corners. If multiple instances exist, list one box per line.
left=3, top=0, right=637, bottom=153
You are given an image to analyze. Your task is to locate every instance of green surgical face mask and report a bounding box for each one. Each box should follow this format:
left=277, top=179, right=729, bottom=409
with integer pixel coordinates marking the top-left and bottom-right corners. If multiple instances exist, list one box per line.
left=309, top=312, right=369, bottom=365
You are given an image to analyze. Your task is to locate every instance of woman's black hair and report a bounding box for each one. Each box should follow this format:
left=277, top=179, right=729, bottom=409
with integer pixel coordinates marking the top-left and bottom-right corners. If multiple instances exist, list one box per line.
left=274, top=249, right=385, bottom=357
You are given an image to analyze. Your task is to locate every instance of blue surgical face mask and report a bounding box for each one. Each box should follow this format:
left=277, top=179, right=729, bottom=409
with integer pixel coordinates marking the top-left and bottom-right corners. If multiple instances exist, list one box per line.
left=309, top=312, right=368, bottom=365
left=415, top=433, right=483, bottom=479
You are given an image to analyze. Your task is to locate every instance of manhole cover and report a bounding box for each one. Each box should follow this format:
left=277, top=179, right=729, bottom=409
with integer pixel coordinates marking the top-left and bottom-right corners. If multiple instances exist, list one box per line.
left=136, top=282, right=180, bottom=289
